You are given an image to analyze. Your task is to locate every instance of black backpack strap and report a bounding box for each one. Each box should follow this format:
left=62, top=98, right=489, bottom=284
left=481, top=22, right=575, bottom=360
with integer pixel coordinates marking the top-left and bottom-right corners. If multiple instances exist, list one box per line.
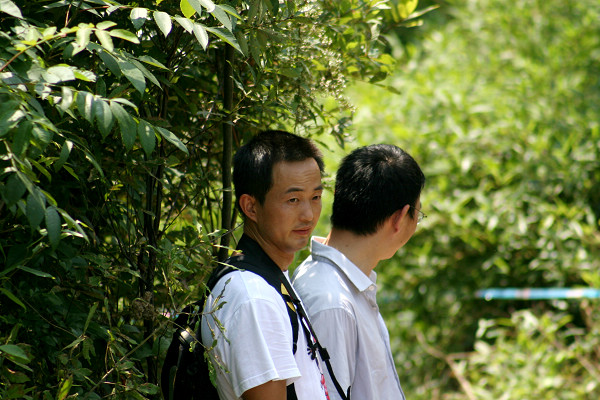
left=278, top=272, right=352, bottom=400
left=218, top=253, right=300, bottom=353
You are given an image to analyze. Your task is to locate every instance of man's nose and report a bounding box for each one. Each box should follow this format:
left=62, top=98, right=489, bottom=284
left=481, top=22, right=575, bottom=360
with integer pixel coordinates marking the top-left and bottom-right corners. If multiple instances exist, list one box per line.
left=299, top=200, right=314, bottom=221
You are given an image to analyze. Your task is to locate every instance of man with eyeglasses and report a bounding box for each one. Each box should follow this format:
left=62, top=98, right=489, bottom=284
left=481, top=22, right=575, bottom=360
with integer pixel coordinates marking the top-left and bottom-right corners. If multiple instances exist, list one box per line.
left=292, top=144, right=426, bottom=400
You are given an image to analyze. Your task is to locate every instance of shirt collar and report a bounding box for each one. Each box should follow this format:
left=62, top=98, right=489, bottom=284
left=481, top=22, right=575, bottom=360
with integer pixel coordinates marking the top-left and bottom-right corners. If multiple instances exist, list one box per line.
left=310, top=236, right=377, bottom=293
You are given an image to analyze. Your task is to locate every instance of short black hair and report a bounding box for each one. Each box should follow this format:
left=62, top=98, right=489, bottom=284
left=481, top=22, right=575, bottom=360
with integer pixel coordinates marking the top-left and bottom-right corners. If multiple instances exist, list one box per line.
left=331, top=144, right=425, bottom=235
left=233, top=130, right=324, bottom=210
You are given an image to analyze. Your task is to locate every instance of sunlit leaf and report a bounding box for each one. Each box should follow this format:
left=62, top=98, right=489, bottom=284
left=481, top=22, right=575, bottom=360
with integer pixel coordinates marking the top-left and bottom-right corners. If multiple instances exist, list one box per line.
left=117, top=59, right=146, bottom=94
left=76, top=24, right=92, bottom=48
left=76, top=91, right=94, bottom=123
left=59, top=86, right=74, bottom=112
left=96, top=21, right=117, bottom=30
left=179, top=0, right=196, bottom=19
left=55, top=139, right=73, bottom=171
left=218, top=4, right=242, bottom=20
left=110, top=29, right=140, bottom=44
left=154, top=11, right=172, bottom=37
left=0, top=0, right=22, bottom=19
left=211, top=5, right=232, bottom=31
left=192, top=23, right=209, bottom=50
left=206, top=27, right=241, bottom=53
left=43, top=65, right=76, bottom=83
left=175, top=16, right=194, bottom=33
left=156, top=126, right=188, bottom=154
left=95, top=29, right=114, bottom=52
left=130, top=7, right=148, bottom=30
left=137, top=55, right=168, bottom=69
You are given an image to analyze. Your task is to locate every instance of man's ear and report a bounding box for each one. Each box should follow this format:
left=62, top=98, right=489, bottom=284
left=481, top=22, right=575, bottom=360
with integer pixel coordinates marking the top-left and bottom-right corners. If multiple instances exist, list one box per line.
left=391, top=204, right=411, bottom=232
left=239, top=194, right=258, bottom=222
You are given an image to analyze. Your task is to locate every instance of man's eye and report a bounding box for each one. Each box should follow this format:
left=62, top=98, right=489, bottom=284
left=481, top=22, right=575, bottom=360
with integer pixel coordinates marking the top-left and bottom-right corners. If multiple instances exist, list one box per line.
left=288, top=198, right=299, bottom=203
left=313, top=195, right=321, bottom=201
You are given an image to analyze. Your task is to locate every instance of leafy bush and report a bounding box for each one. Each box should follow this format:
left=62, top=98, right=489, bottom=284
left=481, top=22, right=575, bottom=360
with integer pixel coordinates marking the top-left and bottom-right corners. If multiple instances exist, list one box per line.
left=344, top=0, right=600, bottom=398
left=0, top=0, right=432, bottom=398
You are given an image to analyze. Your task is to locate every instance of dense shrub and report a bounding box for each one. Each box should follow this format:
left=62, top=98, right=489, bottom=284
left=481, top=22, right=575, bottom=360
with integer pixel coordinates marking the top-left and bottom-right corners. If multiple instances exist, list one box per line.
left=343, top=0, right=600, bottom=398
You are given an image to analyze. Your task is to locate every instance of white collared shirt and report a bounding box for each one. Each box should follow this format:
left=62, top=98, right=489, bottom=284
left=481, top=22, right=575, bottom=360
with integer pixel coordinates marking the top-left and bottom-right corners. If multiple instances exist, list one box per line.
left=200, top=269, right=329, bottom=400
left=292, top=237, right=406, bottom=400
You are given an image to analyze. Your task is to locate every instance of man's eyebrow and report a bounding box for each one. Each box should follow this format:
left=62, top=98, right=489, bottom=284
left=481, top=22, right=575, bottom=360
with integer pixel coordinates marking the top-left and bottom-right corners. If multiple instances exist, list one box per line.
left=284, top=184, right=323, bottom=194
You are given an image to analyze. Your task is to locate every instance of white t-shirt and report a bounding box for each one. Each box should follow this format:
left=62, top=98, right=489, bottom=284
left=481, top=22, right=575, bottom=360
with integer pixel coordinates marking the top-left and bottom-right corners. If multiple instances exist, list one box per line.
left=200, top=269, right=329, bottom=400
left=292, top=237, right=406, bottom=400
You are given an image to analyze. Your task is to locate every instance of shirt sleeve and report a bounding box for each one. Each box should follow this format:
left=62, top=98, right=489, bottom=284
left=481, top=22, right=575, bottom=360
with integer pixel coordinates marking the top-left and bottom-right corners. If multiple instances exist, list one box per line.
left=311, top=307, right=357, bottom=400
left=224, top=297, right=301, bottom=397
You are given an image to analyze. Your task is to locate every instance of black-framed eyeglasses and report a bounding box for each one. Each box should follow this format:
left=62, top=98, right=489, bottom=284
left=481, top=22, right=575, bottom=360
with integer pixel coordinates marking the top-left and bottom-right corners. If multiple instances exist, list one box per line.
left=411, top=205, right=427, bottom=224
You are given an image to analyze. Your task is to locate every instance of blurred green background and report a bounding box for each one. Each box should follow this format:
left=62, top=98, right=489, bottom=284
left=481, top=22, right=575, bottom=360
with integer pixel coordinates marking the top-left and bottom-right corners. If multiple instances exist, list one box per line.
left=300, top=0, right=600, bottom=398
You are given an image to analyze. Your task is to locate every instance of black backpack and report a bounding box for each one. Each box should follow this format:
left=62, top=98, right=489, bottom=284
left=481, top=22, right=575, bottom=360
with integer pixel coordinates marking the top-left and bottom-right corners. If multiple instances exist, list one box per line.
left=160, top=252, right=350, bottom=400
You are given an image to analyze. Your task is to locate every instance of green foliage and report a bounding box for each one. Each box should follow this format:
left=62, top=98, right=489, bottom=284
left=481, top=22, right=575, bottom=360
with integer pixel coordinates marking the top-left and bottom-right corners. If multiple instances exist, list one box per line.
left=345, top=0, right=600, bottom=398
left=0, top=0, right=430, bottom=398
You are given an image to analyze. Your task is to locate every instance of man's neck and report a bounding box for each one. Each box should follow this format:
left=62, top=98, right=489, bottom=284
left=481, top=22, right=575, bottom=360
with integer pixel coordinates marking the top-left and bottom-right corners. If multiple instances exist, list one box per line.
left=243, top=225, right=292, bottom=271
left=323, top=228, right=382, bottom=276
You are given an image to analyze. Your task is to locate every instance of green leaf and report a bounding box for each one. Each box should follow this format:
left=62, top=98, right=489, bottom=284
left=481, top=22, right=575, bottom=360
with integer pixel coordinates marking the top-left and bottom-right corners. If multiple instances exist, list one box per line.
left=93, top=98, right=114, bottom=137
left=0, top=106, right=25, bottom=137
left=130, top=7, right=148, bottom=30
left=95, top=29, right=114, bottom=52
left=154, top=11, right=172, bottom=37
left=57, top=376, right=72, bottom=400
left=137, top=55, right=168, bottom=69
left=0, top=344, right=29, bottom=362
left=96, top=21, right=117, bottom=30
left=117, top=59, right=146, bottom=94
left=59, top=86, right=74, bottom=112
left=45, top=206, right=61, bottom=248
left=218, top=4, right=242, bottom=20
left=175, top=16, right=194, bottom=33
left=156, top=127, right=188, bottom=154
left=211, top=5, right=232, bottom=31
left=74, top=69, right=96, bottom=82
left=2, top=173, right=26, bottom=206
left=109, top=29, right=140, bottom=44
left=0, top=0, right=22, bottom=19
left=0, top=288, right=26, bottom=311
left=26, top=191, right=45, bottom=228
left=138, top=119, right=155, bottom=156
left=18, top=266, right=54, bottom=279
left=97, top=50, right=122, bottom=78
left=76, top=24, right=92, bottom=49
left=128, top=58, right=161, bottom=88
left=187, top=0, right=213, bottom=15
left=110, top=101, right=137, bottom=150
left=179, top=0, right=196, bottom=19
left=234, top=30, right=248, bottom=56
left=83, top=302, right=98, bottom=334
left=55, top=139, right=73, bottom=171
left=137, top=383, right=160, bottom=395
left=44, top=65, right=76, bottom=84
left=76, top=91, right=94, bottom=123
left=192, top=23, right=209, bottom=50
left=205, top=27, right=242, bottom=53
left=84, top=150, right=104, bottom=177
left=199, top=0, right=216, bottom=12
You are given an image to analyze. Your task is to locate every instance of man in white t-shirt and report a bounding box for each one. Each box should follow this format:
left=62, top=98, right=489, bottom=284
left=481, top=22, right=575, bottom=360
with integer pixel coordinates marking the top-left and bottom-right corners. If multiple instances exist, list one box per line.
left=200, top=130, right=329, bottom=400
left=293, top=144, right=426, bottom=399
